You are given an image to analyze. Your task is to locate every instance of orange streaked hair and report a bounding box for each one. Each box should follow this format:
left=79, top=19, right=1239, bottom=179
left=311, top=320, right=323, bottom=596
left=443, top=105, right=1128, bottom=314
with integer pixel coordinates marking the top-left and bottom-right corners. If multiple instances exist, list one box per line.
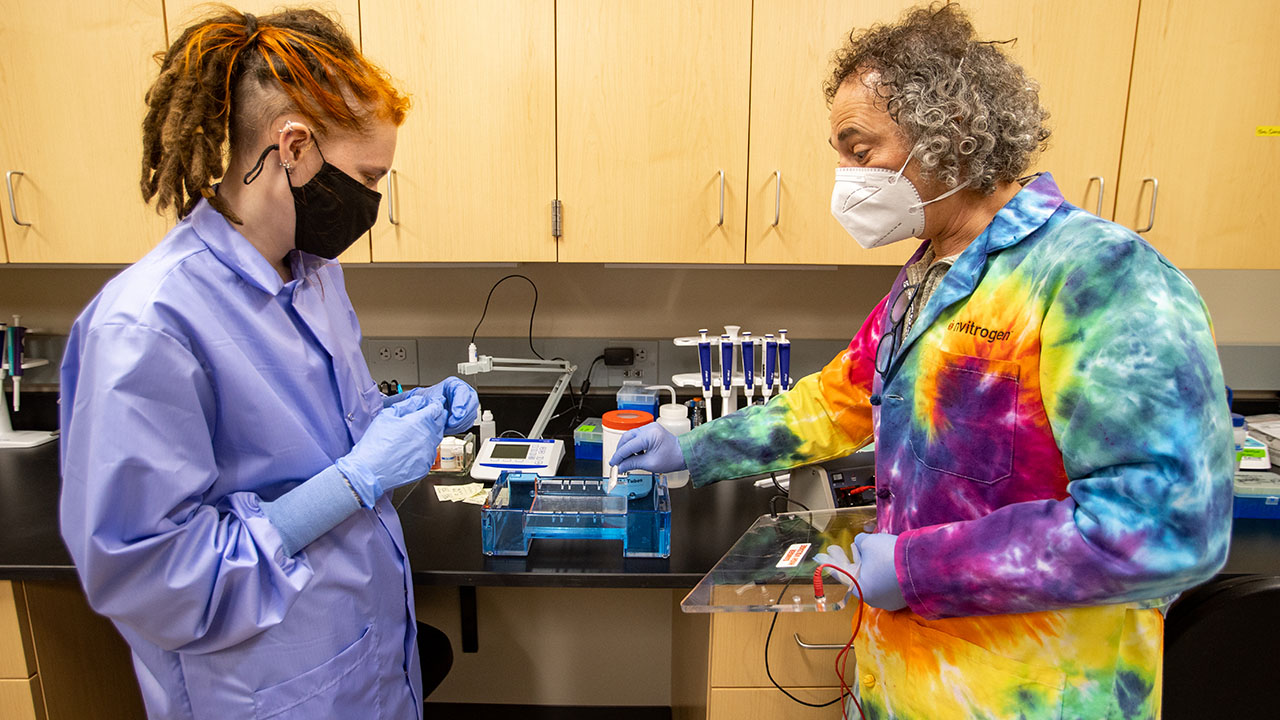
left=141, top=5, right=410, bottom=222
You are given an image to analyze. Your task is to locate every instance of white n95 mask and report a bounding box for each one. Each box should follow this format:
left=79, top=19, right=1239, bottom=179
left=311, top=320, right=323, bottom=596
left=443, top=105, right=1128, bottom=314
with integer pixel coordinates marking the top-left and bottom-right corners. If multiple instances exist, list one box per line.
left=830, top=152, right=969, bottom=249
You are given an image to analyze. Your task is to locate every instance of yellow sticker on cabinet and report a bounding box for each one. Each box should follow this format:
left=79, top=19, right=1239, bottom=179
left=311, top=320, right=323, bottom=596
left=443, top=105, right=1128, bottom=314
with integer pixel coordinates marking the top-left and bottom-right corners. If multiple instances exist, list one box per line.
left=1258, top=126, right=1280, bottom=137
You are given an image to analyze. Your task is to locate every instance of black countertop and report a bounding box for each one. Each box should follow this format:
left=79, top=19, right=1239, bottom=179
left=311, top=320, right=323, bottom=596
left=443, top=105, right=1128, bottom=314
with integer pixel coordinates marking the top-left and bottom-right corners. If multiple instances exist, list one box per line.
left=5, top=440, right=1280, bottom=587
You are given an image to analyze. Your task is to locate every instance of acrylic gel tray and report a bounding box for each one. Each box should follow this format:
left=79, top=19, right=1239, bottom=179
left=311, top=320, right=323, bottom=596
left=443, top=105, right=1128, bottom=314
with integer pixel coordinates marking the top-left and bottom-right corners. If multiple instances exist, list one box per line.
left=480, top=472, right=671, bottom=557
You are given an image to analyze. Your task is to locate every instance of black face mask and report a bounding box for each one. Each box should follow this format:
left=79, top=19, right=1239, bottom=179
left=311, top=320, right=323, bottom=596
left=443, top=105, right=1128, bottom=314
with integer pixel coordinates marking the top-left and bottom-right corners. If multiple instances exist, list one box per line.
left=244, top=142, right=381, bottom=259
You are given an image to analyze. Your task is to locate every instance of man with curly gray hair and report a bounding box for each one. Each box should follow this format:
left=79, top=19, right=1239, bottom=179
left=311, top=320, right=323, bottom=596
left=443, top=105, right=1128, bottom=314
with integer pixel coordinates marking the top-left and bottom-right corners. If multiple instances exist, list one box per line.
left=612, top=5, right=1231, bottom=719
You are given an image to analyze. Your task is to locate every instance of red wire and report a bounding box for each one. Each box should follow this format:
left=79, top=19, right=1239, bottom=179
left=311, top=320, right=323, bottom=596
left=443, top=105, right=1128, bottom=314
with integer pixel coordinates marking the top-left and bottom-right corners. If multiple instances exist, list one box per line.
left=815, top=563, right=868, bottom=720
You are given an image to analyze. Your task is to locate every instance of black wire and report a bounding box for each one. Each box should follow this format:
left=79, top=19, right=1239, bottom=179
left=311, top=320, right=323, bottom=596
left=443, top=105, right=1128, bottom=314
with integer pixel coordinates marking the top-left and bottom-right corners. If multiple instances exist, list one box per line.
left=770, top=471, right=788, bottom=496
left=544, top=354, right=605, bottom=432
left=765, top=612, right=844, bottom=708
left=469, top=274, right=544, bottom=360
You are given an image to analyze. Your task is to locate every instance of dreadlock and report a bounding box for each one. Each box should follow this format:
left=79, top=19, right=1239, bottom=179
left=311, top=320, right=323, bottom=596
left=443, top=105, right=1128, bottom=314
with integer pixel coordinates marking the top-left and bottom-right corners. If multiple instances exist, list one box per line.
left=141, top=5, right=409, bottom=223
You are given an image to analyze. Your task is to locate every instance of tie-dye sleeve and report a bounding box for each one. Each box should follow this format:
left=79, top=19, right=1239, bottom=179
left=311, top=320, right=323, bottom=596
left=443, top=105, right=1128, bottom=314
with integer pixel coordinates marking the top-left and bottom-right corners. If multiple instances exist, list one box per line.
left=678, top=295, right=888, bottom=487
left=897, top=228, right=1235, bottom=618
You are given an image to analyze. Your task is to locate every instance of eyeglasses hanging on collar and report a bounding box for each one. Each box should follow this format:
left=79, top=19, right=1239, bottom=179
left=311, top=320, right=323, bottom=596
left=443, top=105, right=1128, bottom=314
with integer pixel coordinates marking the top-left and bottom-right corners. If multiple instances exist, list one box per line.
left=874, top=281, right=920, bottom=377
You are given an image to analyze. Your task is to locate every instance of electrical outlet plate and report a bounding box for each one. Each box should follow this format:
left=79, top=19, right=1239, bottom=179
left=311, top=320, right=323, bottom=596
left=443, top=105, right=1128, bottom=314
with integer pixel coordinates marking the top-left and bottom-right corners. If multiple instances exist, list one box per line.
left=364, top=338, right=419, bottom=387
left=605, top=340, right=659, bottom=388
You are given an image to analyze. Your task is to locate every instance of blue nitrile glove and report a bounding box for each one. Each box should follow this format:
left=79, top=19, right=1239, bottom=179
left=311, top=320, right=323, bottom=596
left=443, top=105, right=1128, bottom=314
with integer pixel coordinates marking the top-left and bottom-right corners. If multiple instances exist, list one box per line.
left=261, top=395, right=447, bottom=556
left=384, top=377, right=479, bottom=435
left=609, top=423, right=687, bottom=474
left=336, top=393, right=448, bottom=507
left=852, top=532, right=907, bottom=611
left=813, top=544, right=862, bottom=589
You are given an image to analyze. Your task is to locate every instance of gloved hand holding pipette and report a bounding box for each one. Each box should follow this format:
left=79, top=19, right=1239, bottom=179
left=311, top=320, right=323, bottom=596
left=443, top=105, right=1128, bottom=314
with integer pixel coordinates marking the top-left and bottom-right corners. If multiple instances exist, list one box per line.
left=609, top=423, right=687, bottom=475
left=262, top=393, right=448, bottom=556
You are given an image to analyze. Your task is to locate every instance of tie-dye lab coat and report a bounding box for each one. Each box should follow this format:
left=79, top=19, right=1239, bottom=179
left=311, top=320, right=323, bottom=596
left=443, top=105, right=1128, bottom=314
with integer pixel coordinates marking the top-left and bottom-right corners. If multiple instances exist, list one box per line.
left=679, top=174, right=1233, bottom=719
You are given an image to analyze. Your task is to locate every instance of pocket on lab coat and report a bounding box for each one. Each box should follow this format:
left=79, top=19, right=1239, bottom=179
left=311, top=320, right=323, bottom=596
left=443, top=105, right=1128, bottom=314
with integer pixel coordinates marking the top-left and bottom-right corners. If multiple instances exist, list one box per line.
left=253, top=624, right=381, bottom=719
left=910, top=351, right=1020, bottom=484
left=898, top=617, right=1065, bottom=720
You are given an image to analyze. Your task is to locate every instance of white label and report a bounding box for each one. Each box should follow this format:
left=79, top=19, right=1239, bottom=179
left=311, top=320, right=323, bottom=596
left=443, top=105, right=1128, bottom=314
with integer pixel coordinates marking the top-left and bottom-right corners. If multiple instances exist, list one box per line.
left=776, top=543, right=812, bottom=568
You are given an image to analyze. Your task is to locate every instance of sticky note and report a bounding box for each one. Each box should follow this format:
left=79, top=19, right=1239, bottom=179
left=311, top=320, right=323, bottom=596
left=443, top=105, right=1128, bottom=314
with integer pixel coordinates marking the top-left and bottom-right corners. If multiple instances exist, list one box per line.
left=1257, top=126, right=1280, bottom=137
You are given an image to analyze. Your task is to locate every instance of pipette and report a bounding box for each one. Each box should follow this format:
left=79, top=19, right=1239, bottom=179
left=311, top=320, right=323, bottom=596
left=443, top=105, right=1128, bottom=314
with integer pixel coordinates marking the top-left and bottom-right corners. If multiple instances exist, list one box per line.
left=778, top=329, right=791, bottom=392
left=698, top=329, right=713, bottom=421
left=720, top=334, right=733, bottom=417
left=0, top=322, right=7, bottom=384
left=763, top=333, right=777, bottom=401
left=741, top=332, right=755, bottom=405
left=7, top=318, right=24, bottom=412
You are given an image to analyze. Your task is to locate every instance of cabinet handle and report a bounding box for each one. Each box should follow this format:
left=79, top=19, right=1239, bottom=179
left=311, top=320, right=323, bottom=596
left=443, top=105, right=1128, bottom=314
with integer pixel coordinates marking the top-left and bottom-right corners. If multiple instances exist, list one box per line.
left=793, top=633, right=846, bottom=651
left=1087, top=175, right=1105, bottom=216
left=773, top=171, right=782, bottom=227
left=5, top=171, right=31, bottom=227
left=387, top=169, right=400, bottom=226
left=1136, top=177, right=1158, bottom=234
left=718, top=170, right=725, bottom=226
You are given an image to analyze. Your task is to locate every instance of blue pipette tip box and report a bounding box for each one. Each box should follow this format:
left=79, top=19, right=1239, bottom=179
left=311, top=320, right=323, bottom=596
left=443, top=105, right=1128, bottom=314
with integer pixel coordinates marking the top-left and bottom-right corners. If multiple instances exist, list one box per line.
left=481, top=472, right=672, bottom=557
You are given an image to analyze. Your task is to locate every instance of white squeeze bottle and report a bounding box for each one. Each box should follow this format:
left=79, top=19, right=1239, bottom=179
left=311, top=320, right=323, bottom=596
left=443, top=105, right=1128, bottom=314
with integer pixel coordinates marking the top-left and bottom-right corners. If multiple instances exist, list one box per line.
left=656, top=402, right=691, bottom=488
left=478, top=409, right=495, bottom=445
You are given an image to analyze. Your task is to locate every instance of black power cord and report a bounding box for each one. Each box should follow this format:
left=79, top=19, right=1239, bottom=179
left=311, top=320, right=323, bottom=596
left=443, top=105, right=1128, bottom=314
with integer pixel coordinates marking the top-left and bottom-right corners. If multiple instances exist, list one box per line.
left=470, top=274, right=544, bottom=360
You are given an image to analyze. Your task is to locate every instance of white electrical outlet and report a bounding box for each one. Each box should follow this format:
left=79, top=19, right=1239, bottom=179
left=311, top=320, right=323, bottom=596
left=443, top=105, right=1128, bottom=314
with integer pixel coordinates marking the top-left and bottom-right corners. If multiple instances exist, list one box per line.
left=365, top=338, right=419, bottom=386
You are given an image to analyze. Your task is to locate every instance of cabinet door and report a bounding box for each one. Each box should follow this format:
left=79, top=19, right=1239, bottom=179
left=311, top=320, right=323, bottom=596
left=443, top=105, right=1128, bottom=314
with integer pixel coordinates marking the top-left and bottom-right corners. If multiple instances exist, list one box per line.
left=363, top=0, right=556, bottom=262
left=557, top=0, right=751, bottom=263
left=0, top=1, right=170, bottom=263
left=709, top=687, right=845, bottom=719
left=963, top=0, right=1138, bottom=219
left=746, top=0, right=917, bottom=266
left=1114, top=0, right=1280, bottom=269
left=710, top=605, right=856, bottom=688
left=747, top=1, right=1138, bottom=266
left=164, top=1, right=369, bottom=264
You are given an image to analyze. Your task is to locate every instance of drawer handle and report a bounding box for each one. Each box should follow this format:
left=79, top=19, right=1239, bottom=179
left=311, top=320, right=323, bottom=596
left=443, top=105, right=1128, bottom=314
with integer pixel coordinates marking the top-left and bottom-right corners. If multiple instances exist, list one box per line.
left=387, top=169, right=400, bottom=225
left=1087, top=175, right=1105, bottom=216
left=773, top=170, right=782, bottom=226
left=1136, top=176, right=1158, bottom=234
left=793, top=633, right=846, bottom=650
left=718, top=169, right=725, bottom=226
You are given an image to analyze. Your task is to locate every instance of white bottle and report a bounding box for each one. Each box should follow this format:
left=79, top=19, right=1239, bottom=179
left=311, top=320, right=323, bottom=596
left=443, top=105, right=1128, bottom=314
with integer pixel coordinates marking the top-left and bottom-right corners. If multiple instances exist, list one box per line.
left=478, top=409, right=495, bottom=445
left=657, top=403, right=692, bottom=488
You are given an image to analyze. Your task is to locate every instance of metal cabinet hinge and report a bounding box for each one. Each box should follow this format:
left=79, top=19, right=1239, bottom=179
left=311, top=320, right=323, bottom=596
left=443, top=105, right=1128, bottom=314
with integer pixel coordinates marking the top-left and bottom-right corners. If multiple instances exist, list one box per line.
left=551, top=199, right=562, bottom=239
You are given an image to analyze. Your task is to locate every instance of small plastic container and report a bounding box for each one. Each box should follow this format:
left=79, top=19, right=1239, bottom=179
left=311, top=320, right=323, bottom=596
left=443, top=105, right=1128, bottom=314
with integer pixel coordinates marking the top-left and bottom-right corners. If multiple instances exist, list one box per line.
left=656, top=403, right=691, bottom=488
left=478, top=409, right=495, bottom=445
left=573, top=418, right=604, bottom=475
left=617, top=382, right=660, bottom=418
left=1233, top=413, right=1248, bottom=449
left=601, top=409, right=654, bottom=476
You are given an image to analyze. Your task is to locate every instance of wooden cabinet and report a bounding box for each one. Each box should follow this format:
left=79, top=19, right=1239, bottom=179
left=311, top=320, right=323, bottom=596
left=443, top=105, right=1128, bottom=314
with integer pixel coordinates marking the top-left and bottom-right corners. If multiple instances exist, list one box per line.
left=0, top=580, right=143, bottom=720
left=363, top=0, right=557, bottom=263
left=0, top=0, right=169, bottom=264
left=672, top=592, right=857, bottom=720
left=746, top=0, right=1140, bottom=266
left=1113, top=0, right=1280, bottom=269
left=1, top=581, right=43, bottom=720
left=556, top=0, right=752, bottom=263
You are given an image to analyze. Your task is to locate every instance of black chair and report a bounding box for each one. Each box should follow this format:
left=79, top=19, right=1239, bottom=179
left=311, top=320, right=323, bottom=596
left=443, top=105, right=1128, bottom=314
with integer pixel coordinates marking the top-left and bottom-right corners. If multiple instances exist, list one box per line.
left=1162, top=574, right=1280, bottom=718
left=417, top=621, right=454, bottom=697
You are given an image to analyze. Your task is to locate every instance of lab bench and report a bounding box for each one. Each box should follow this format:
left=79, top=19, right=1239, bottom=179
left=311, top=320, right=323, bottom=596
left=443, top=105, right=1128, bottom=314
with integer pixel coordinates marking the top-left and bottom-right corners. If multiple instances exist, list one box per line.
left=4, top=436, right=1280, bottom=718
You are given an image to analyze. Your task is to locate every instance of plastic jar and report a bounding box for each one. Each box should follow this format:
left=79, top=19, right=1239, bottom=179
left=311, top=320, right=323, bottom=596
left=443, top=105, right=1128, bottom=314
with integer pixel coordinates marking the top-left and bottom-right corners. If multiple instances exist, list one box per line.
left=601, top=409, right=654, bottom=477
left=656, top=403, right=692, bottom=488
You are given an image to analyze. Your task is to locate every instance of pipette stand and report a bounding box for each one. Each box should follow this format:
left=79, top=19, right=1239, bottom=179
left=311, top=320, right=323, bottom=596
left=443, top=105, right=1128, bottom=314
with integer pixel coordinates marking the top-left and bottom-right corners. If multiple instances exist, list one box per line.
left=0, top=358, right=57, bottom=448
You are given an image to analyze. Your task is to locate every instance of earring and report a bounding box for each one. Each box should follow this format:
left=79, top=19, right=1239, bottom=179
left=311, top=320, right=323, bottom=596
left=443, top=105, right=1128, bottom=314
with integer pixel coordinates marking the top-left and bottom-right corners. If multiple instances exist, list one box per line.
left=279, top=160, right=294, bottom=170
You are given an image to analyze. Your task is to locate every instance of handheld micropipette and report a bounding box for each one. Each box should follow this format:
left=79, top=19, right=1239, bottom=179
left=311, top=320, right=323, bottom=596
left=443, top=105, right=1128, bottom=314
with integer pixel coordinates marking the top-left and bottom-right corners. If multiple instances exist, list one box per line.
left=763, top=333, right=777, bottom=401
left=7, top=318, right=23, bottom=412
left=742, top=332, right=755, bottom=405
left=720, top=334, right=734, bottom=417
left=778, top=329, right=791, bottom=392
left=697, top=329, right=713, bottom=421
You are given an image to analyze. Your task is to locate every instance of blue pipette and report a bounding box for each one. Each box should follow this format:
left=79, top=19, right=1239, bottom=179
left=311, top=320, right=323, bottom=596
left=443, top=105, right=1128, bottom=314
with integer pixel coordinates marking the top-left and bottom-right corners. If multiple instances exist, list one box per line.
left=697, top=329, right=713, bottom=420
left=721, top=334, right=733, bottom=416
left=7, top=319, right=24, bottom=411
left=778, top=329, right=791, bottom=392
left=742, top=332, right=755, bottom=405
left=763, top=333, right=777, bottom=400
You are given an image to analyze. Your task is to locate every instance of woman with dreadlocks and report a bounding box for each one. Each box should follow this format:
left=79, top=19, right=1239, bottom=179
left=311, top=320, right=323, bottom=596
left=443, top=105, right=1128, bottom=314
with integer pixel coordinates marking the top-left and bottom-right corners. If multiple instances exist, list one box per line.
left=58, top=8, right=476, bottom=718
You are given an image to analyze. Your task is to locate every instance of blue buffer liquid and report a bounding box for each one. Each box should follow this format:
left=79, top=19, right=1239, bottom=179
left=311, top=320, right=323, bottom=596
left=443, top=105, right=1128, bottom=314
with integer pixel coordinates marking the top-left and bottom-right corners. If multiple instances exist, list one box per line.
left=481, top=473, right=672, bottom=558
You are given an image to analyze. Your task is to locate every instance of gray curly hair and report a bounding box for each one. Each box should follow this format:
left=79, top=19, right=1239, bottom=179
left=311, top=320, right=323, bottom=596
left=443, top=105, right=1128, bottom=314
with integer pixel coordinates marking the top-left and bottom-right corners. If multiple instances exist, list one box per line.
left=825, top=3, right=1050, bottom=195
